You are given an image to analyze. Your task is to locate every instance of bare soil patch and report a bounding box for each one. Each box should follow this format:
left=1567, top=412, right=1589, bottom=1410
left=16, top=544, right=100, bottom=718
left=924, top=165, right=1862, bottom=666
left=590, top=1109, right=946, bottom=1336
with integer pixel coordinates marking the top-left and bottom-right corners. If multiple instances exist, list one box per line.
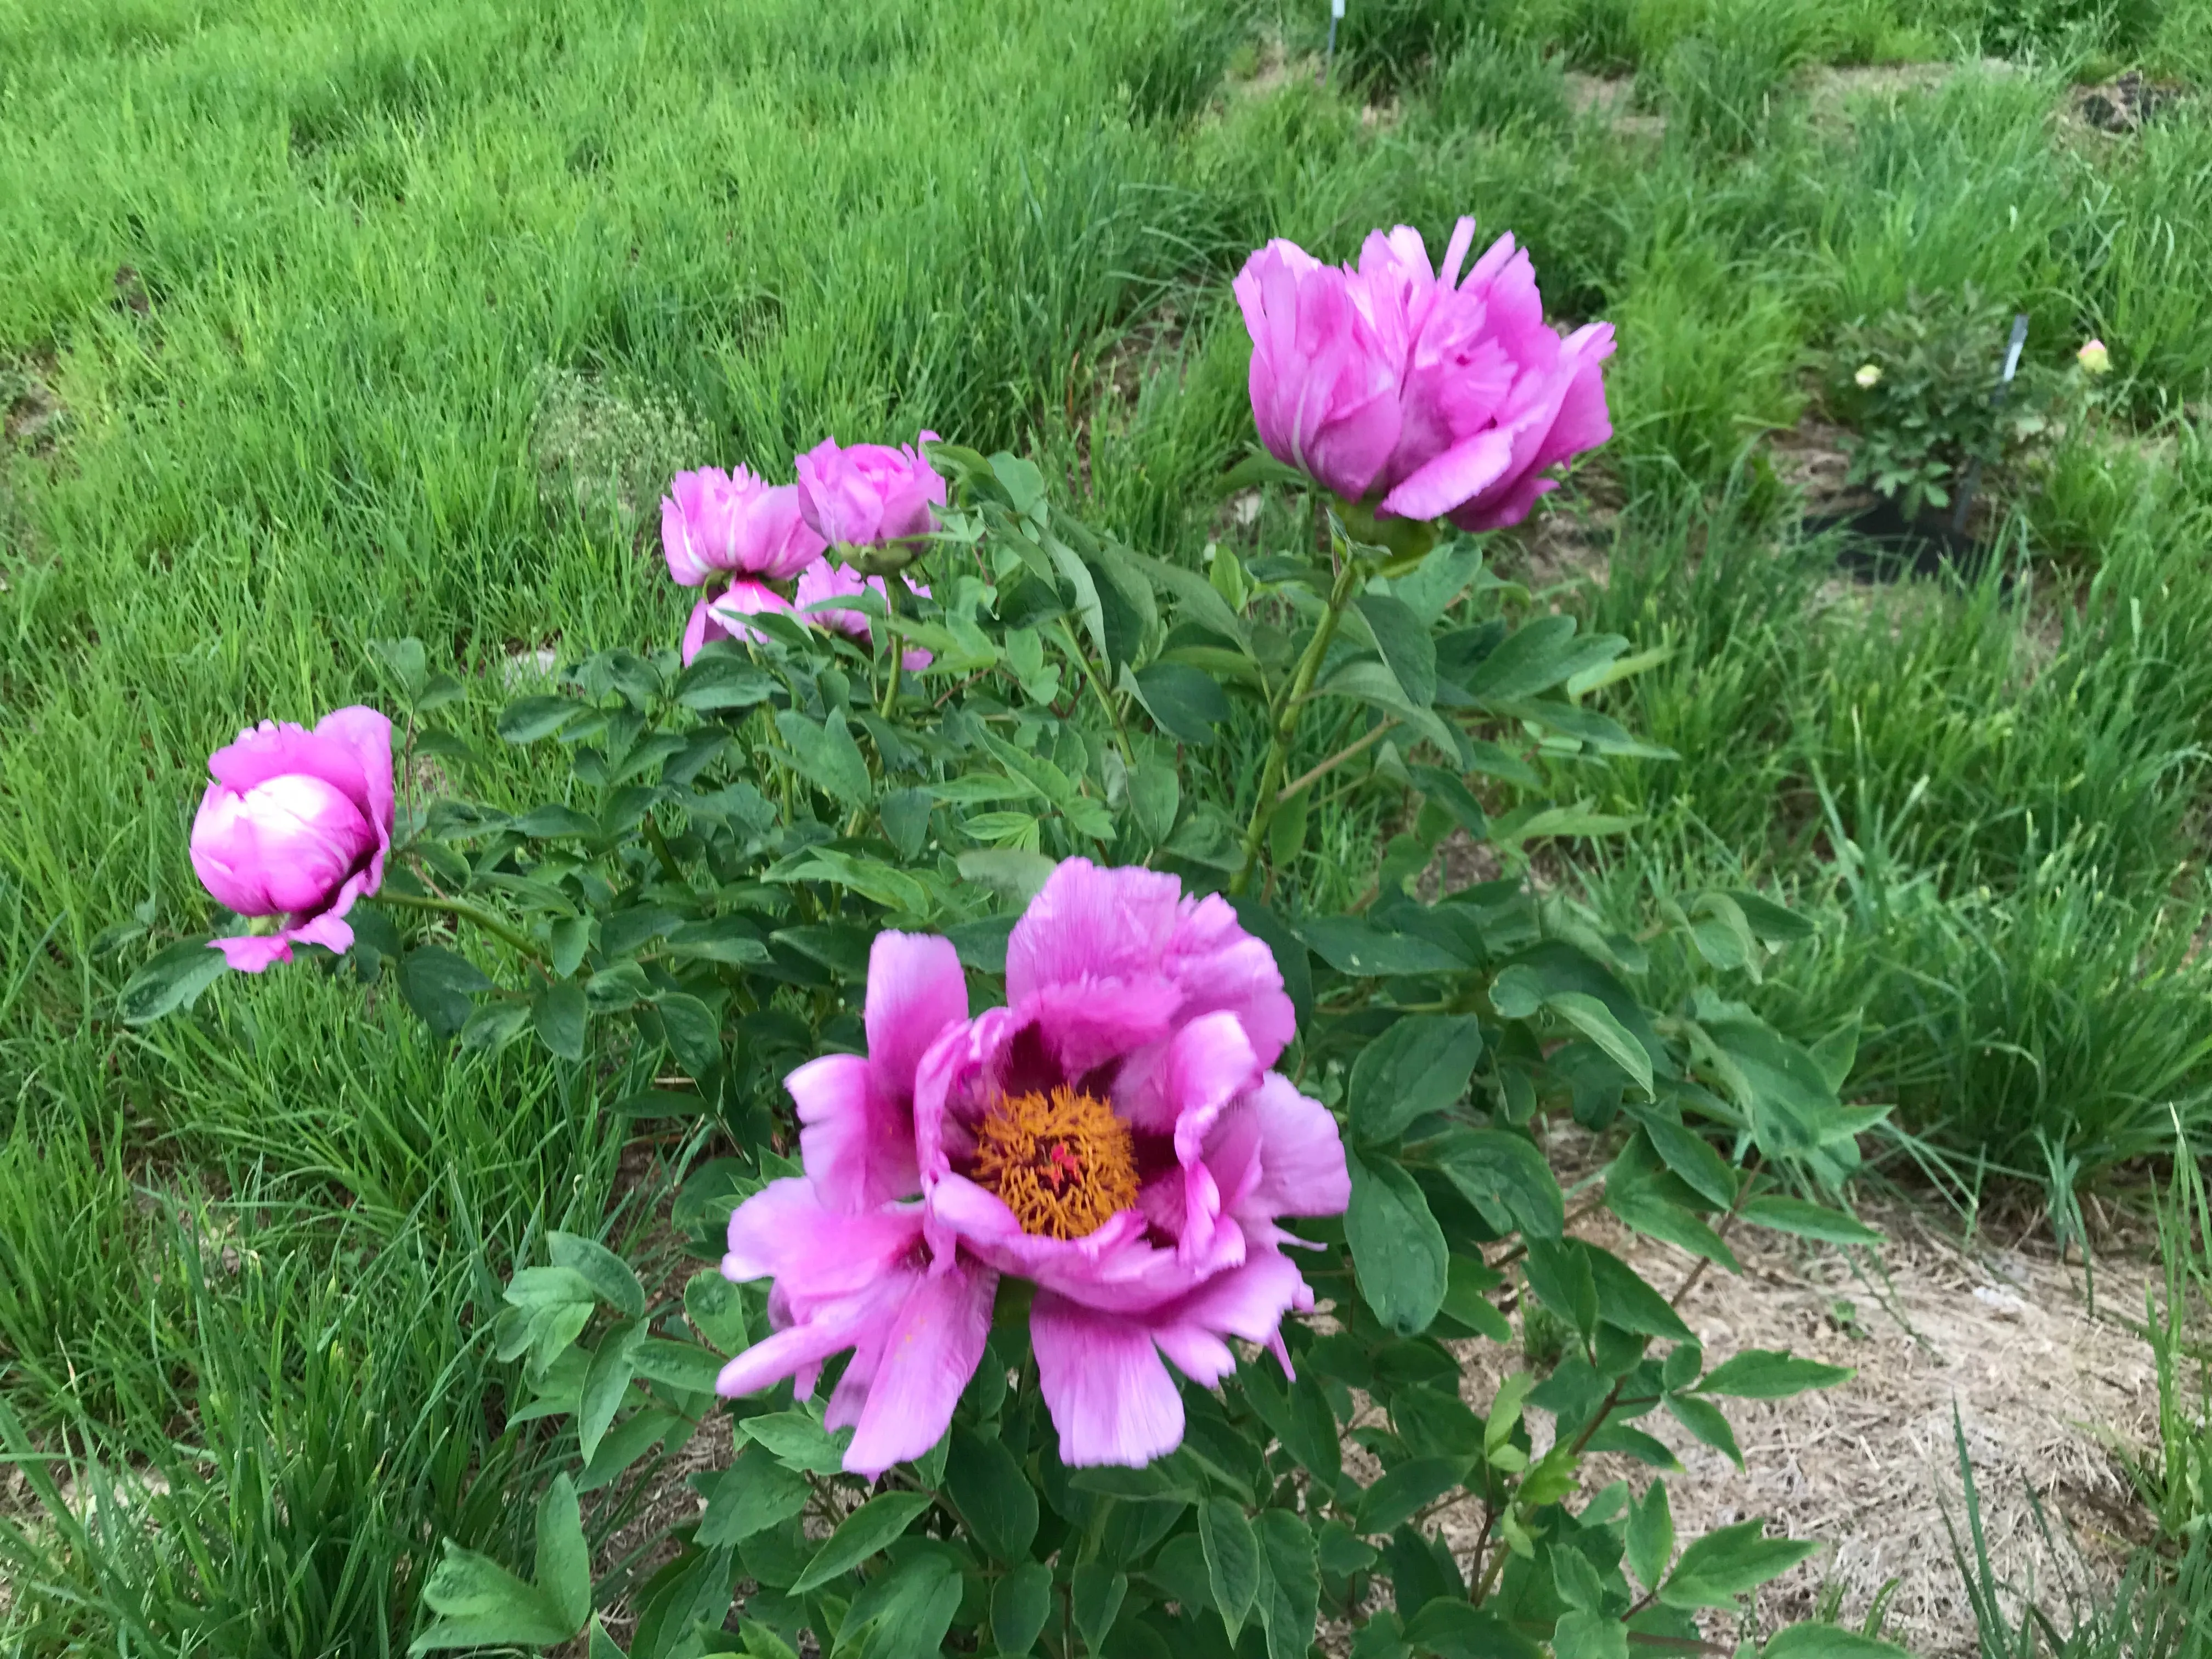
left=1432, top=1138, right=2160, bottom=1656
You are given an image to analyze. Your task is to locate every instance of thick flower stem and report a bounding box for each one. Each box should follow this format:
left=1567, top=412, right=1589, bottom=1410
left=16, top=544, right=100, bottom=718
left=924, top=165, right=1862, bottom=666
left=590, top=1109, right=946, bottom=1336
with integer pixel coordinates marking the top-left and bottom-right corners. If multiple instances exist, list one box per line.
left=877, top=572, right=904, bottom=718
left=379, top=888, right=548, bottom=968
left=1228, top=552, right=1364, bottom=896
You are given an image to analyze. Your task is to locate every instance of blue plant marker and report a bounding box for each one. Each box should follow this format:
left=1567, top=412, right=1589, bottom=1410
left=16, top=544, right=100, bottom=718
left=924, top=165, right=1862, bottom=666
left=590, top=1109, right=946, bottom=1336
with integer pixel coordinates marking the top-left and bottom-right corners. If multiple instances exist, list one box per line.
left=1323, top=0, right=1344, bottom=86
left=1951, top=312, right=2030, bottom=533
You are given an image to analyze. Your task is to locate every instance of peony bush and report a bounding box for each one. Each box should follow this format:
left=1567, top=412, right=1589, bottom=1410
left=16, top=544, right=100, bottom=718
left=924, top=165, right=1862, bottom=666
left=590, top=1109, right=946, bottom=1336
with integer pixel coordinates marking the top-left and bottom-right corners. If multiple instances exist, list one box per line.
left=127, top=215, right=1892, bottom=1659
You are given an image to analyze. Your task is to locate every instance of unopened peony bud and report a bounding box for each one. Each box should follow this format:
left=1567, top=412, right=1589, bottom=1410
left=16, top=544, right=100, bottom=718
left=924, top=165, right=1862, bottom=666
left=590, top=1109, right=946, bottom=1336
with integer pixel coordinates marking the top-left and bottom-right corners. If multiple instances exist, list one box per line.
left=2078, top=338, right=2112, bottom=375
left=1854, top=363, right=1882, bottom=390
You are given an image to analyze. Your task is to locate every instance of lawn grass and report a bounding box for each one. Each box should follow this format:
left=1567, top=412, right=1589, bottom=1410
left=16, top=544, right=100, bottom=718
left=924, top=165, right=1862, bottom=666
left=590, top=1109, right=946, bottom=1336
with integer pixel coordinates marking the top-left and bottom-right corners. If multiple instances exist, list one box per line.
left=4, top=0, right=2212, bottom=1647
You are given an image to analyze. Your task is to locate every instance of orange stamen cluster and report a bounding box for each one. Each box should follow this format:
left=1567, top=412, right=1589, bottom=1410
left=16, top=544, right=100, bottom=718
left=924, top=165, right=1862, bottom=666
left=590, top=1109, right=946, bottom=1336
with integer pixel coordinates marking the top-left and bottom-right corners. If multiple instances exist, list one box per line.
left=972, top=1086, right=1138, bottom=1240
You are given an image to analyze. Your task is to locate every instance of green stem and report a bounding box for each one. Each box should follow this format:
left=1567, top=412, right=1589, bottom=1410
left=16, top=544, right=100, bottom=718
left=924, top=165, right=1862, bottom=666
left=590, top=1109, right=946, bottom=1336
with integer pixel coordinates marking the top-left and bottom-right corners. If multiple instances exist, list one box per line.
left=877, top=574, right=904, bottom=719
left=379, top=888, right=548, bottom=967
left=1229, top=552, right=1365, bottom=896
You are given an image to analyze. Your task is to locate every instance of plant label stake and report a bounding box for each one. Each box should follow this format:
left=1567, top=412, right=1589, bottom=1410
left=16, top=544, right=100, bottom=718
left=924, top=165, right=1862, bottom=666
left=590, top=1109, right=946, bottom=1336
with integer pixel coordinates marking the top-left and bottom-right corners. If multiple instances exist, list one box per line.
left=1322, top=0, right=1344, bottom=86
left=1951, top=312, right=2030, bottom=534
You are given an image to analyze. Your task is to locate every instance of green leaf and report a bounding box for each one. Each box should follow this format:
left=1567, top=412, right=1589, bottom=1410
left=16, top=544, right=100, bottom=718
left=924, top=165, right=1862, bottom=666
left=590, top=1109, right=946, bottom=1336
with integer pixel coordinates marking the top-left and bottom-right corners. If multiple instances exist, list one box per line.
left=955, top=847, right=1057, bottom=906
left=992, top=1562, right=1053, bottom=1657
left=1762, top=1626, right=1913, bottom=1659
left=1663, top=1393, right=1742, bottom=1470
left=631, top=1337, right=723, bottom=1395
left=1069, top=1563, right=1127, bottom=1654
left=1401, top=1601, right=1540, bottom=1659
left=1739, top=1196, right=1881, bottom=1246
left=1353, top=1458, right=1458, bottom=1536
left=850, top=1555, right=964, bottom=1659
left=498, top=695, right=577, bottom=744
left=1522, top=1240, right=1597, bottom=1344
left=1626, top=1109, right=1737, bottom=1210
left=401, top=946, right=492, bottom=1037
left=696, top=1444, right=811, bottom=1546
left=1130, top=661, right=1231, bottom=744
left=1545, top=991, right=1654, bottom=1097
left=1726, top=889, right=1817, bottom=945
left=1200, top=1499, right=1262, bottom=1644
left=675, top=652, right=777, bottom=710
left=577, top=1319, right=645, bottom=1466
left=665, top=917, right=773, bottom=968
left=1349, top=1015, right=1485, bottom=1143
left=1346, top=1150, right=1448, bottom=1337
left=1254, top=1510, right=1321, bottom=1659
left=658, top=991, right=722, bottom=1077
left=1130, top=756, right=1181, bottom=844
left=685, top=1269, right=751, bottom=1352
left=1407, top=765, right=1488, bottom=841
left=945, top=1427, right=1038, bottom=1562
left=1297, top=917, right=1463, bottom=976
left=736, top=1411, right=850, bottom=1474
left=1694, top=1350, right=1856, bottom=1400
left=788, top=1492, right=931, bottom=1593
left=1660, top=1520, right=1821, bottom=1610
left=1125, top=545, right=1251, bottom=648
left=1316, top=1520, right=1379, bottom=1576
left=1553, top=1547, right=1606, bottom=1613
left=411, top=1542, right=573, bottom=1650
left=1551, top=1610, right=1629, bottom=1659
left=536, top=1474, right=593, bottom=1632
left=774, top=709, right=874, bottom=809
left=1432, top=1130, right=1565, bottom=1238
left=1626, top=1480, right=1674, bottom=1592
left=1356, top=591, right=1438, bottom=708
left=459, top=1000, right=531, bottom=1054
left=120, top=937, right=229, bottom=1024
left=533, top=981, right=588, bottom=1061
left=879, top=787, right=933, bottom=860
left=512, top=804, right=600, bottom=839
left=1585, top=1243, right=1695, bottom=1342
left=589, top=1615, right=626, bottom=1659
left=548, top=1233, right=646, bottom=1318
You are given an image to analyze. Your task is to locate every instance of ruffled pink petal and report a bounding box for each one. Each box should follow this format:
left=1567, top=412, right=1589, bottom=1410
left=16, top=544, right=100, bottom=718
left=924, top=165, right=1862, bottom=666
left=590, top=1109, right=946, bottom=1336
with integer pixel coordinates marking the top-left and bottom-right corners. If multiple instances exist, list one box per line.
left=843, top=1259, right=999, bottom=1477
left=680, top=597, right=715, bottom=665
left=1238, top=1071, right=1352, bottom=1220
left=211, top=934, right=295, bottom=973
left=1006, top=860, right=1185, bottom=1003
left=206, top=721, right=331, bottom=796
left=794, top=558, right=874, bottom=640
left=864, top=932, right=969, bottom=1097
left=723, top=1178, right=926, bottom=1299
left=1160, top=892, right=1296, bottom=1071
left=1160, top=1012, right=1261, bottom=1260
left=715, top=1283, right=899, bottom=1401
left=789, top=1055, right=913, bottom=1212
left=313, top=706, right=396, bottom=841
left=1149, top=1249, right=1309, bottom=1387
left=1022, top=978, right=1183, bottom=1082
left=1033, top=1293, right=1185, bottom=1467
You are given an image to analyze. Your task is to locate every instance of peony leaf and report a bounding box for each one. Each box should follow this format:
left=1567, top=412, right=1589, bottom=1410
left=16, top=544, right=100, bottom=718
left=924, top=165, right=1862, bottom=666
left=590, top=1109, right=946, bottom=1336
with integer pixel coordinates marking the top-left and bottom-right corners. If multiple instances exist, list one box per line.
left=787, top=1492, right=931, bottom=1593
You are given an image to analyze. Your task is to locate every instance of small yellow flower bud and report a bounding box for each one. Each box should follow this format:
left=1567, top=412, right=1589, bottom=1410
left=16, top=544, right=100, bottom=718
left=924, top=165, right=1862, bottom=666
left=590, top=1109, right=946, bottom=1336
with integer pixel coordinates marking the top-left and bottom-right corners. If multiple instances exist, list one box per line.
left=2078, top=338, right=2112, bottom=375
left=1854, top=363, right=1882, bottom=390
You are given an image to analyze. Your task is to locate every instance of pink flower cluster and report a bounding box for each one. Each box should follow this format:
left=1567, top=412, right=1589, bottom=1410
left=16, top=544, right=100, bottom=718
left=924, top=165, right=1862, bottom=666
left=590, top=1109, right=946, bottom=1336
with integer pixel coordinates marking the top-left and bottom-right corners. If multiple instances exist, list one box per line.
left=1235, top=216, right=1615, bottom=531
left=663, top=437, right=944, bottom=670
left=715, top=860, right=1350, bottom=1476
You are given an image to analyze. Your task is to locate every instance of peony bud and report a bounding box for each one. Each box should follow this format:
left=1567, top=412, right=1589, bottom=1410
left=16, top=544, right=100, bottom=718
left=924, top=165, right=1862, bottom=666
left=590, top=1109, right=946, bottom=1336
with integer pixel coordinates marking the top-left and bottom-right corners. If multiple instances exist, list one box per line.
left=2078, top=338, right=2111, bottom=376
left=1854, top=363, right=1883, bottom=390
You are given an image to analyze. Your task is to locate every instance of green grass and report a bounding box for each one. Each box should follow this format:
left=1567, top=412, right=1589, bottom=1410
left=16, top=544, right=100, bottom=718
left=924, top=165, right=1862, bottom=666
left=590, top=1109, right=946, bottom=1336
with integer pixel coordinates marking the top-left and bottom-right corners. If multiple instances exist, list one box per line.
left=8, top=0, right=2212, bottom=1646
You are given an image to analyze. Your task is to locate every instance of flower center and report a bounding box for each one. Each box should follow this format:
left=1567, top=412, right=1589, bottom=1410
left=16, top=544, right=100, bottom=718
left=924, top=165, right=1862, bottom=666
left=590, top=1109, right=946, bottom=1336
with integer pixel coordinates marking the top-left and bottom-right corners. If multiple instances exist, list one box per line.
left=972, top=1086, right=1138, bottom=1241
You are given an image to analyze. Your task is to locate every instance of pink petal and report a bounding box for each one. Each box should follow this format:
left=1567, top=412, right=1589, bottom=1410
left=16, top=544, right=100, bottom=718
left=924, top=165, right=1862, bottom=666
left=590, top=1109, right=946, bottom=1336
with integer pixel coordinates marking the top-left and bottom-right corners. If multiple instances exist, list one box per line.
left=680, top=597, right=714, bottom=666
left=715, top=1286, right=892, bottom=1400
left=1377, top=427, right=1516, bottom=522
left=789, top=1054, right=916, bottom=1212
left=723, top=1178, right=925, bottom=1297
left=1150, top=1249, right=1308, bottom=1386
left=843, top=1260, right=1000, bottom=1477
left=1032, top=1293, right=1186, bottom=1467
left=286, top=912, right=356, bottom=956
left=313, top=706, right=396, bottom=843
left=865, top=932, right=969, bottom=1096
left=1238, top=1071, right=1351, bottom=1219
left=211, top=934, right=293, bottom=973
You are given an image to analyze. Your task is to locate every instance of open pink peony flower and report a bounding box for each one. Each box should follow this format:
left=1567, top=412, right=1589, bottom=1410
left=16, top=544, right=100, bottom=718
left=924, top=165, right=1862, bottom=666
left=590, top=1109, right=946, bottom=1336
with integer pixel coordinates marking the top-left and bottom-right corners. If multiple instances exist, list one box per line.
left=716, top=860, right=1347, bottom=1476
left=795, top=558, right=934, bottom=672
left=189, top=707, right=394, bottom=973
left=793, top=435, right=947, bottom=550
left=681, top=579, right=799, bottom=665
left=661, top=466, right=827, bottom=588
left=1234, top=217, right=1614, bottom=531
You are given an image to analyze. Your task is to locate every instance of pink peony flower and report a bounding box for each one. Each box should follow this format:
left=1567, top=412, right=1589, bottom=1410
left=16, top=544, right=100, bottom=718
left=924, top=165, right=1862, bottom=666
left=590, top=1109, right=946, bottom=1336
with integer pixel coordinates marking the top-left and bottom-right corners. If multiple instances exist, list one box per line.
left=188, top=707, right=395, bottom=973
left=793, top=435, right=947, bottom=550
left=661, top=466, right=827, bottom=588
left=716, top=860, right=1347, bottom=1476
left=1233, top=217, right=1615, bottom=531
left=681, top=579, right=799, bottom=665
left=795, top=558, right=934, bottom=672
